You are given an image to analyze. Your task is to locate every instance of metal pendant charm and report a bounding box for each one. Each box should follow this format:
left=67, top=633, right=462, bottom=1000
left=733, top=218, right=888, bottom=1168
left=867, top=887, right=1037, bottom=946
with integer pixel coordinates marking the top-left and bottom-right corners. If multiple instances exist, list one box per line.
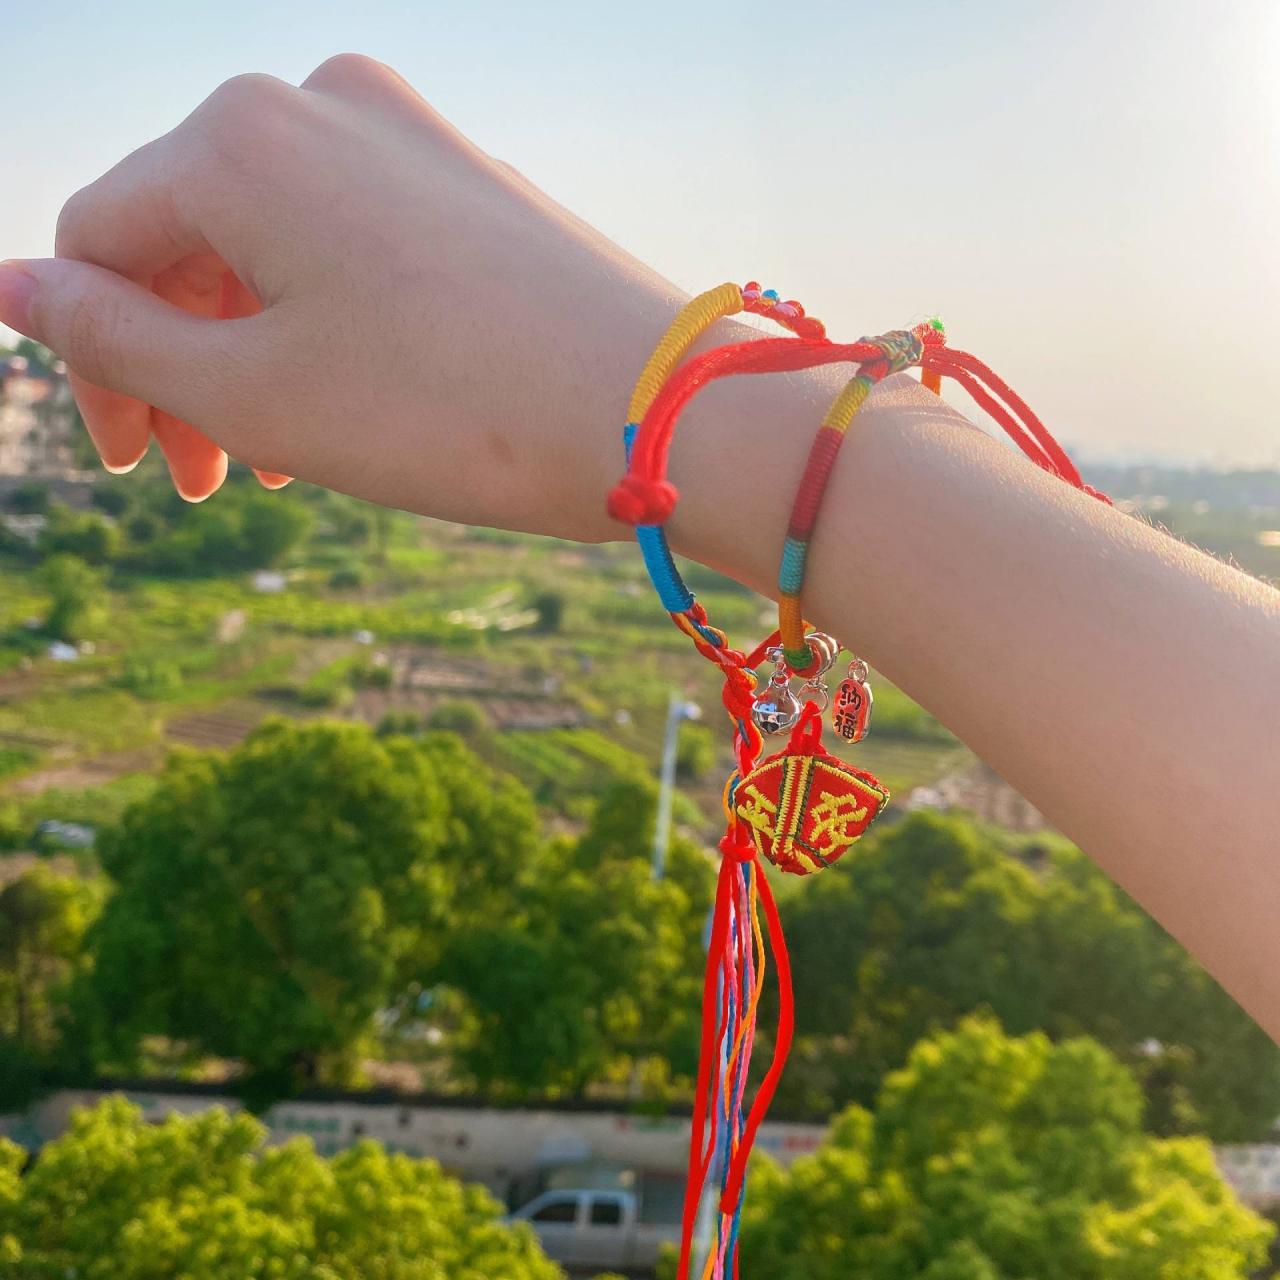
left=751, top=649, right=802, bottom=736
left=832, top=659, right=873, bottom=744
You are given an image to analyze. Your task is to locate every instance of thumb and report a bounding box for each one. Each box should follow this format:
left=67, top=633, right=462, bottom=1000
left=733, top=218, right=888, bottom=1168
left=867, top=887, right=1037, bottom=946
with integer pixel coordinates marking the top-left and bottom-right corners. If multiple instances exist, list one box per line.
left=0, top=257, right=253, bottom=432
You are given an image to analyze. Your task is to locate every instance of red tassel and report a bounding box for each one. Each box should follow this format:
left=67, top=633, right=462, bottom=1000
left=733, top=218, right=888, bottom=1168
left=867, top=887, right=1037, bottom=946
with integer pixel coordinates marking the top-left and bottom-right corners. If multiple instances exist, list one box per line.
left=719, top=863, right=794, bottom=1212
left=677, top=856, right=737, bottom=1278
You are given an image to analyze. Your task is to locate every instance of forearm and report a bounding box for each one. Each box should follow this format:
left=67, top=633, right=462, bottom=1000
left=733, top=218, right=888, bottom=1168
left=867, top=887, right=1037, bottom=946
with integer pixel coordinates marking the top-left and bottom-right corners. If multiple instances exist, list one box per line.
left=655, top=337, right=1280, bottom=1036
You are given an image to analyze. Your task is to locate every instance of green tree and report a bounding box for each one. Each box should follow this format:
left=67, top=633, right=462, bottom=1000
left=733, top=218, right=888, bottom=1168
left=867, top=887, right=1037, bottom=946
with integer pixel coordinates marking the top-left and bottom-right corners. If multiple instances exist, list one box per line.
left=77, top=721, right=539, bottom=1101
left=0, top=865, right=103, bottom=1110
left=427, top=699, right=488, bottom=739
left=90, top=483, right=130, bottom=518
left=38, top=552, right=104, bottom=641
left=238, top=489, right=313, bottom=566
left=0, top=1096, right=561, bottom=1279
left=4, top=481, right=49, bottom=515
left=774, top=811, right=1280, bottom=1140
left=442, top=781, right=713, bottom=1094
left=738, top=1017, right=1272, bottom=1280
left=529, top=589, right=564, bottom=633
left=38, top=503, right=121, bottom=564
left=0, top=865, right=103, bottom=1054
left=674, top=723, right=716, bottom=782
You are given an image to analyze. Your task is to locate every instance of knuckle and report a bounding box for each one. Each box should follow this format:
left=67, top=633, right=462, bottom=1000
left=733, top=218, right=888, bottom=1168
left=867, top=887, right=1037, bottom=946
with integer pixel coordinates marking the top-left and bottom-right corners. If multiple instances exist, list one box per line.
left=209, top=71, right=291, bottom=114
left=197, top=73, right=294, bottom=144
left=54, top=186, right=94, bottom=257
left=305, top=52, right=397, bottom=93
left=195, top=73, right=301, bottom=181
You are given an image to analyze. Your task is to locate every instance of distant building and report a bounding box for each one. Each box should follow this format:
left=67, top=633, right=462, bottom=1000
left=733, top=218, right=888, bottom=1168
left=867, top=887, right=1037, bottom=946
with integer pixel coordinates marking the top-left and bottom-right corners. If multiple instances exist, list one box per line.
left=0, top=355, right=79, bottom=476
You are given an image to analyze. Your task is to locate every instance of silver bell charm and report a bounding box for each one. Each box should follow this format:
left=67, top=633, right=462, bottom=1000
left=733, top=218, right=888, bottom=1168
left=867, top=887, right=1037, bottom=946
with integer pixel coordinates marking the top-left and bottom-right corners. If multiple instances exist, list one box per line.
left=751, top=650, right=802, bottom=735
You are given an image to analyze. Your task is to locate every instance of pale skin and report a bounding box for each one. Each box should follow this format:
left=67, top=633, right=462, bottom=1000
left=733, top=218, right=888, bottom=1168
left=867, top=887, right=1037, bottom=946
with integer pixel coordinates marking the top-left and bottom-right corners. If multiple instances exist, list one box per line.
left=1, top=56, right=1278, bottom=1038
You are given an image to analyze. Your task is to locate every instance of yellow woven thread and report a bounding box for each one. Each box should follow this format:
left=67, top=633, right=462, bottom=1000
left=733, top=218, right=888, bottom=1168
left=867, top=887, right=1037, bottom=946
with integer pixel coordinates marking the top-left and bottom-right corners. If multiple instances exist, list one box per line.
left=821, top=373, right=872, bottom=434
left=778, top=592, right=805, bottom=652
left=627, top=282, right=745, bottom=424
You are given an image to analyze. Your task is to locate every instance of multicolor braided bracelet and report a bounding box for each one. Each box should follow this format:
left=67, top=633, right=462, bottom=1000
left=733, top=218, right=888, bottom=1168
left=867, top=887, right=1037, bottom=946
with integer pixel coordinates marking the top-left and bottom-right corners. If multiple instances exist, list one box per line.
left=609, top=286, right=1111, bottom=1280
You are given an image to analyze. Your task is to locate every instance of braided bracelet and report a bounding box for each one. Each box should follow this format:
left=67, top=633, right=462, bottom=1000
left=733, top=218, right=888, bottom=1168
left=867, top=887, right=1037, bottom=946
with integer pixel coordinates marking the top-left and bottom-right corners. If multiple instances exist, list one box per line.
left=615, top=313, right=1112, bottom=739
left=612, top=281, right=824, bottom=625
left=609, top=288, right=1110, bottom=1280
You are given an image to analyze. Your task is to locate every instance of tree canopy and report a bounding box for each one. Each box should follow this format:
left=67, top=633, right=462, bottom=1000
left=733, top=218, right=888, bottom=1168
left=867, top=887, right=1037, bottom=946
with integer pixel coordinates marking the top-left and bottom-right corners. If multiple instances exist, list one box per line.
left=76, top=720, right=539, bottom=1100
left=0, top=1096, right=561, bottom=1280
left=439, top=779, right=713, bottom=1095
left=0, top=864, right=103, bottom=1109
left=738, top=1016, right=1273, bottom=1280
left=775, top=811, right=1280, bottom=1140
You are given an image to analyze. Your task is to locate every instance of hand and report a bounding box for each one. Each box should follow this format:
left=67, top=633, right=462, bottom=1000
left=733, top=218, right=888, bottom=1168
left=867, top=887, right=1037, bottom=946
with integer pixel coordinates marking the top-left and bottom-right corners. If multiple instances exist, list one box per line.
left=0, top=54, right=671, bottom=540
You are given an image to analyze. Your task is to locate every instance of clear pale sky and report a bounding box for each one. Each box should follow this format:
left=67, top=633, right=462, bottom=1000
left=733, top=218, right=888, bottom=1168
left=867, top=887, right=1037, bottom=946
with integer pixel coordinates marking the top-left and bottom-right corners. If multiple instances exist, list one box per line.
left=3, top=0, right=1278, bottom=466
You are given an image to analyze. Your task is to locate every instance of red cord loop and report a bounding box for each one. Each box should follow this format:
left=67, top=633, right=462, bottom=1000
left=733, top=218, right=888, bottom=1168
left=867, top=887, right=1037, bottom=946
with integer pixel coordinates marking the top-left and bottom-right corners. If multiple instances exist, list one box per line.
left=719, top=829, right=756, bottom=863
left=606, top=474, right=679, bottom=526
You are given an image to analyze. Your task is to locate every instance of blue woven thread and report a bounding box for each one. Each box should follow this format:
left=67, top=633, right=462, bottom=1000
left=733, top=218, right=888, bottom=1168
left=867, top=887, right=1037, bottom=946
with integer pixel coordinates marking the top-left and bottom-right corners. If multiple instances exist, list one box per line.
left=637, top=525, right=696, bottom=613
left=778, top=536, right=808, bottom=595
left=623, top=422, right=696, bottom=614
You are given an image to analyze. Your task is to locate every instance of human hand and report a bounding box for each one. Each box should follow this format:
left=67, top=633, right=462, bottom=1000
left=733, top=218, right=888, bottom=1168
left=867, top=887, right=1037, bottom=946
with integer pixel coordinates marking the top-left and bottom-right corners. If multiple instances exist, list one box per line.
left=0, top=54, right=682, bottom=540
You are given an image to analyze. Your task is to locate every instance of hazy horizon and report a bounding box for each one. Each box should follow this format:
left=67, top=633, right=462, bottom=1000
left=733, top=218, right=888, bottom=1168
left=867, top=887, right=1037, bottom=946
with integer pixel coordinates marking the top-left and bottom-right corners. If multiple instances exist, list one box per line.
left=3, top=0, right=1278, bottom=468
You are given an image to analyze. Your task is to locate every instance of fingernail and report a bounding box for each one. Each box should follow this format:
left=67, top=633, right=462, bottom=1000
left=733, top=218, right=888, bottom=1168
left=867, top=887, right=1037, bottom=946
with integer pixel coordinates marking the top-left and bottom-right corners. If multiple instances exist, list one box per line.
left=0, top=261, right=38, bottom=335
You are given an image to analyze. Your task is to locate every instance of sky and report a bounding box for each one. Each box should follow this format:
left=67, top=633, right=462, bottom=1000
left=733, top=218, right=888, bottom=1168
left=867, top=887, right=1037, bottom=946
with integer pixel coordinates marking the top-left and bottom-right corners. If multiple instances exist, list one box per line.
left=2, top=0, right=1278, bottom=467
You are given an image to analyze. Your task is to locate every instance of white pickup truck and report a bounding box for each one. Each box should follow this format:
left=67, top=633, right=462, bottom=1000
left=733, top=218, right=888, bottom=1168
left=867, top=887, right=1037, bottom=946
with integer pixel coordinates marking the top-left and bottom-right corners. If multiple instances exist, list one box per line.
left=510, top=1188, right=679, bottom=1276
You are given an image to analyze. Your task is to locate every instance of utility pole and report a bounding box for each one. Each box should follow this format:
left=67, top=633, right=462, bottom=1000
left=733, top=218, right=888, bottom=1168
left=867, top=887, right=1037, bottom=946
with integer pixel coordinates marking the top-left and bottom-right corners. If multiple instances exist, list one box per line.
left=653, top=691, right=700, bottom=879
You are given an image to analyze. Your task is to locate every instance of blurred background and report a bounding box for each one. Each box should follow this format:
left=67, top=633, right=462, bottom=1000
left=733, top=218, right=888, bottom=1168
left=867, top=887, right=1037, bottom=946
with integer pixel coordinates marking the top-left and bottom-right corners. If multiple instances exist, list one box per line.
left=1, top=3, right=1279, bottom=1278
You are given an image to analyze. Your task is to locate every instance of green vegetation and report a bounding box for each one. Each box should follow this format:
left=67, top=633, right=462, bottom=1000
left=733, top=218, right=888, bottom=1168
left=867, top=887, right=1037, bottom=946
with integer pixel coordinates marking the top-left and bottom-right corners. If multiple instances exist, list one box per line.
left=75, top=722, right=539, bottom=1102
left=37, top=553, right=103, bottom=642
left=776, top=812, right=1280, bottom=1141
left=0, top=863, right=104, bottom=1109
left=735, top=1017, right=1273, bottom=1280
left=439, top=780, right=711, bottom=1095
left=0, top=1096, right=561, bottom=1279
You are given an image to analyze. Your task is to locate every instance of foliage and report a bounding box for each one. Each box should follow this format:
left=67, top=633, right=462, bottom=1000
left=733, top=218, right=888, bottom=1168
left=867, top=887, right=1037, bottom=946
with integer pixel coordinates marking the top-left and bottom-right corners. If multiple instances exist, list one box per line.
left=739, top=1017, right=1273, bottom=1280
left=0, top=775, right=156, bottom=851
left=89, top=483, right=130, bottom=517
left=2, top=482, right=49, bottom=516
left=37, top=552, right=104, bottom=641
left=529, top=589, right=564, bottom=633
left=428, top=699, right=488, bottom=738
left=38, top=503, right=121, bottom=564
left=0, top=1095, right=562, bottom=1279
left=0, top=745, right=37, bottom=780
left=440, top=780, right=713, bottom=1094
left=774, top=811, right=1280, bottom=1141
left=76, top=721, right=540, bottom=1101
left=0, top=865, right=104, bottom=1108
left=674, top=723, right=716, bottom=782
left=117, top=476, right=314, bottom=574
left=491, top=728, right=650, bottom=812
